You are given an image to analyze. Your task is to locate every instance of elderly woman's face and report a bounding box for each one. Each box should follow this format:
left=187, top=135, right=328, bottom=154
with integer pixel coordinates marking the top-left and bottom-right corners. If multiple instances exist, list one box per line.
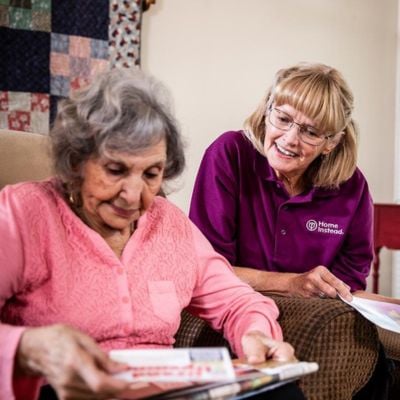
left=79, top=139, right=166, bottom=234
left=264, top=104, right=335, bottom=180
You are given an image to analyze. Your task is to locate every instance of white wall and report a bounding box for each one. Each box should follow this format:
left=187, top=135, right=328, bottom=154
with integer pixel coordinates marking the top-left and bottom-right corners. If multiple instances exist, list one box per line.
left=142, top=0, right=398, bottom=295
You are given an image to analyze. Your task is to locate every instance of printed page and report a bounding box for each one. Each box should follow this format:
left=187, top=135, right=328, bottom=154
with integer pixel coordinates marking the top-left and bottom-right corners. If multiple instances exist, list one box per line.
left=110, top=347, right=235, bottom=400
left=341, top=295, right=400, bottom=333
left=233, top=360, right=319, bottom=381
left=110, top=347, right=235, bottom=382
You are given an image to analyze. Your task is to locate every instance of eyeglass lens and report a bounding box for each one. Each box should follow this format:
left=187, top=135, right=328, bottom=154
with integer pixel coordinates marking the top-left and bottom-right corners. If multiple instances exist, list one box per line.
left=268, top=108, right=326, bottom=145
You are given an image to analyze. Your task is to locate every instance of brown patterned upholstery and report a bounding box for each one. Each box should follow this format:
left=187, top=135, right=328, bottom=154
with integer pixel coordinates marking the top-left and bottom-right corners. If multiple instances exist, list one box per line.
left=175, top=295, right=380, bottom=400
left=378, top=327, right=400, bottom=361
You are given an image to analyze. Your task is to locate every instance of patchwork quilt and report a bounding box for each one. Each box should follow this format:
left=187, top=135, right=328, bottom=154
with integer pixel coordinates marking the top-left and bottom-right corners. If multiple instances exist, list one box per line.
left=0, top=0, right=142, bottom=134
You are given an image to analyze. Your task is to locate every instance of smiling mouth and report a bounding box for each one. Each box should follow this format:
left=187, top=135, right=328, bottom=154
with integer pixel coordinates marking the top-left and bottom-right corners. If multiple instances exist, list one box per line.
left=110, top=204, right=139, bottom=218
left=275, top=143, right=298, bottom=157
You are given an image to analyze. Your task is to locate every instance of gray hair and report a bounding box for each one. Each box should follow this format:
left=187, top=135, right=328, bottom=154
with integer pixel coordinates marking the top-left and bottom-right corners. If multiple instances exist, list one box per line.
left=50, top=68, right=185, bottom=190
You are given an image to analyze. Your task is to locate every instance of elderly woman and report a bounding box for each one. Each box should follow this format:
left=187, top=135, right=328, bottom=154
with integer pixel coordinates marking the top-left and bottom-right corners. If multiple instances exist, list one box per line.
left=189, top=63, right=372, bottom=300
left=0, top=69, right=304, bottom=400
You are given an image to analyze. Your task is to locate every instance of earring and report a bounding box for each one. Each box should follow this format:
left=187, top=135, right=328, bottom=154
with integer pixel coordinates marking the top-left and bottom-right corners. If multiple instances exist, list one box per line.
left=66, top=184, right=81, bottom=207
left=69, top=191, right=75, bottom=205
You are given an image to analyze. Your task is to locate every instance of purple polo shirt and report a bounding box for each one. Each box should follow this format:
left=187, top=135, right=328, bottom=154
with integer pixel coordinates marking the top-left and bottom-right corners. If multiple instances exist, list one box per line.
left=189, top=131, right=373, bottom=291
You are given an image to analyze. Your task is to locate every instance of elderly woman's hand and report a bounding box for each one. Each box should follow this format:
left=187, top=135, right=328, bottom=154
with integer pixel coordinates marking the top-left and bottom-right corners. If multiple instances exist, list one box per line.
left=16, top=324, right=130, bottom=399
left=241, top=330, right=295, bottom=364
left=288, top=265, right=352, bottom=300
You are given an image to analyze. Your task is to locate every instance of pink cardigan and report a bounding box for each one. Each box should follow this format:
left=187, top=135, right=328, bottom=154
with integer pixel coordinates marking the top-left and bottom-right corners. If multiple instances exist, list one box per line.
left=0, top=179, right=282, bottom=400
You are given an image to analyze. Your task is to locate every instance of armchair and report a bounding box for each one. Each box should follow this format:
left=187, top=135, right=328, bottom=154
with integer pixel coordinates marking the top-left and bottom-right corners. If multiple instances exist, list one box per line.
left=176, top=296, right=379, bottom=400
left=0, top=128, right=387, bottom=400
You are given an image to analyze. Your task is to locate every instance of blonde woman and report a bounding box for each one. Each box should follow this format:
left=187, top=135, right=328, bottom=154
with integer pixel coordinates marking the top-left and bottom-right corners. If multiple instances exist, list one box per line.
left=190, top=63, right=372, bottom=301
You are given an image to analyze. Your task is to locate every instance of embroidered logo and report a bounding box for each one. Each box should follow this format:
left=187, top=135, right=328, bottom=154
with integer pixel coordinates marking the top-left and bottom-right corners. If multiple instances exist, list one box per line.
left=306, top=220, right=318, bottom=231
left=306, top=219, right=344, bottom=235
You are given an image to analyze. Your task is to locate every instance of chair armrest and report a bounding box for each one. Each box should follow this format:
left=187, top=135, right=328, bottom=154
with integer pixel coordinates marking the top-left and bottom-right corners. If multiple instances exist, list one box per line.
left=378, top=327, right=400, bottom=361
left=174, top=310, right=229, bottom=349
left=266, top=294, right=380, bottom=400
left=175, top=295, right=380, bottom=400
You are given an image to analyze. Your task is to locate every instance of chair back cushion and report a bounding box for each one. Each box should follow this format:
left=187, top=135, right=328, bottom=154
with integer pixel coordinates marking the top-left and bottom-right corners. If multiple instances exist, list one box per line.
left=0, top=129, right=52, bottom=189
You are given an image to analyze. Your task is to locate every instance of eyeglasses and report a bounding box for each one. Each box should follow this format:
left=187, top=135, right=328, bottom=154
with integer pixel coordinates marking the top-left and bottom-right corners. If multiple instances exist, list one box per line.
left=267, top=107, right=331, bottom=146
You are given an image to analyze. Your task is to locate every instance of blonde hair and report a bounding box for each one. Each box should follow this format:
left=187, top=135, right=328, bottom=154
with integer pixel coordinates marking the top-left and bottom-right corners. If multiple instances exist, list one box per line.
left=244, top=63, right=358, bottom=188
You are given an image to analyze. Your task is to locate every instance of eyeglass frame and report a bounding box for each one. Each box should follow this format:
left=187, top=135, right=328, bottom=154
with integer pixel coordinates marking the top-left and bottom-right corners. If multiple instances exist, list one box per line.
left=266, top=106, right=335, bottom=146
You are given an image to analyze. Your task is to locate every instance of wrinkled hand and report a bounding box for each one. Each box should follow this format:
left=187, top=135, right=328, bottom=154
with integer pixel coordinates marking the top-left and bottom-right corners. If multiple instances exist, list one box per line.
left=241, top=330, right=295, bottom=364
left=16, top=324, right=130, bottom=400
left=287, top=266, right=352, bottom=300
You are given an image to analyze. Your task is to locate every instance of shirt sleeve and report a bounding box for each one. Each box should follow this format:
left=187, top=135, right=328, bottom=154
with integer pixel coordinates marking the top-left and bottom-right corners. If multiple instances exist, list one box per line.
left=0, top=187, right=42, bottom=399
left=330, top=179, right=373, bottom=291
left=189, top=134, right=240, bottom=265
left=186, top=221, right=283, bottom=358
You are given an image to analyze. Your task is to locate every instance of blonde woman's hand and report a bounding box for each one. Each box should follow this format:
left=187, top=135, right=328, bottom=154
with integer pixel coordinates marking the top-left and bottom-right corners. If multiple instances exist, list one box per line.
left=286, top=265, right=352, bottom=301
left=241, top=330, right=295, bottom=364
left=16, top=324, right=130, bottom=400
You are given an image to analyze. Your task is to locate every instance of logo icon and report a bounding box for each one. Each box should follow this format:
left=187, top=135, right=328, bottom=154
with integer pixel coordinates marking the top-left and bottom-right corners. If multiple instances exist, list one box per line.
left=306, top=219, right=318, bottom=231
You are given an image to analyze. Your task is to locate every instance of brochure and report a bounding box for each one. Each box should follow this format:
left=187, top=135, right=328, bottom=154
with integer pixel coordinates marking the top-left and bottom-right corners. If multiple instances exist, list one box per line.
left=109, top=348, right=319, bottom=399
left=340, top=295, right=400, bottom=333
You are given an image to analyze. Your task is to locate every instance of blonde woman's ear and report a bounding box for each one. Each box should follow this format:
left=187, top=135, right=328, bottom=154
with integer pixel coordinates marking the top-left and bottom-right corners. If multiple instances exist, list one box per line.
left=323, top=131, right=344, bottom=154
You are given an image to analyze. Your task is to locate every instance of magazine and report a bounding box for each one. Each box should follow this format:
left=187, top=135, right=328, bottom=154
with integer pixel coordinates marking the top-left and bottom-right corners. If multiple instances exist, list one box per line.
left=340, top=295, right=400, bottom=333
left=109, top=348, right=319, bottom=399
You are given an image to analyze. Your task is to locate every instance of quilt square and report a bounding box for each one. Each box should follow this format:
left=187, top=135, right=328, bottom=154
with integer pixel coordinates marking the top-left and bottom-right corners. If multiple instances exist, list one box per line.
left=51, top=32, right=69, bottom=53
left=91, top=38, right=108, bottom=60
left=70, top=57, right=90, bottom=78
left=69, top=36, right=90, bottom=58
left=30, top=109, right=49, bottom=133
left=9, top=6, right=32, bottom=29
left=0, top=111, right=9, bottom=128
left=52, top=0, right=109, bottom=40
left=31, top=0, right=50, bottom=11
left=8, top=110, right=31, bottom=131
left=90, top=58, right=109, bottom=76
left=0, top=27, right=50, bottom=93
left=50, top=33, right=109, bottom=98
left=32, top=10, right=50, bottom=31
left=50, top=52, right=70, bottom=76
left=8, top=91, right=31, bottom=111
left=0, top=91, right=50, bottom=133
left=31, top=92, right=49, bottom=112
left=50, top=75, right=69, bottom=97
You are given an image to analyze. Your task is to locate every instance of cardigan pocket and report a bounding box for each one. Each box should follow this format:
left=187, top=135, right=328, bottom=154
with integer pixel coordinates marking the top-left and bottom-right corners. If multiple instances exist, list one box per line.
left=148, top=280, right=181, bottom=324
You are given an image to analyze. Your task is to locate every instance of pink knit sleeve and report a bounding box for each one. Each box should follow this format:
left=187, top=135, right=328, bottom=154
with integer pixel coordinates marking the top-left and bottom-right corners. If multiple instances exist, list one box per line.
left=0, top=187, right=41, bottom=399
left=187, top=222, right=283, bottom=358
